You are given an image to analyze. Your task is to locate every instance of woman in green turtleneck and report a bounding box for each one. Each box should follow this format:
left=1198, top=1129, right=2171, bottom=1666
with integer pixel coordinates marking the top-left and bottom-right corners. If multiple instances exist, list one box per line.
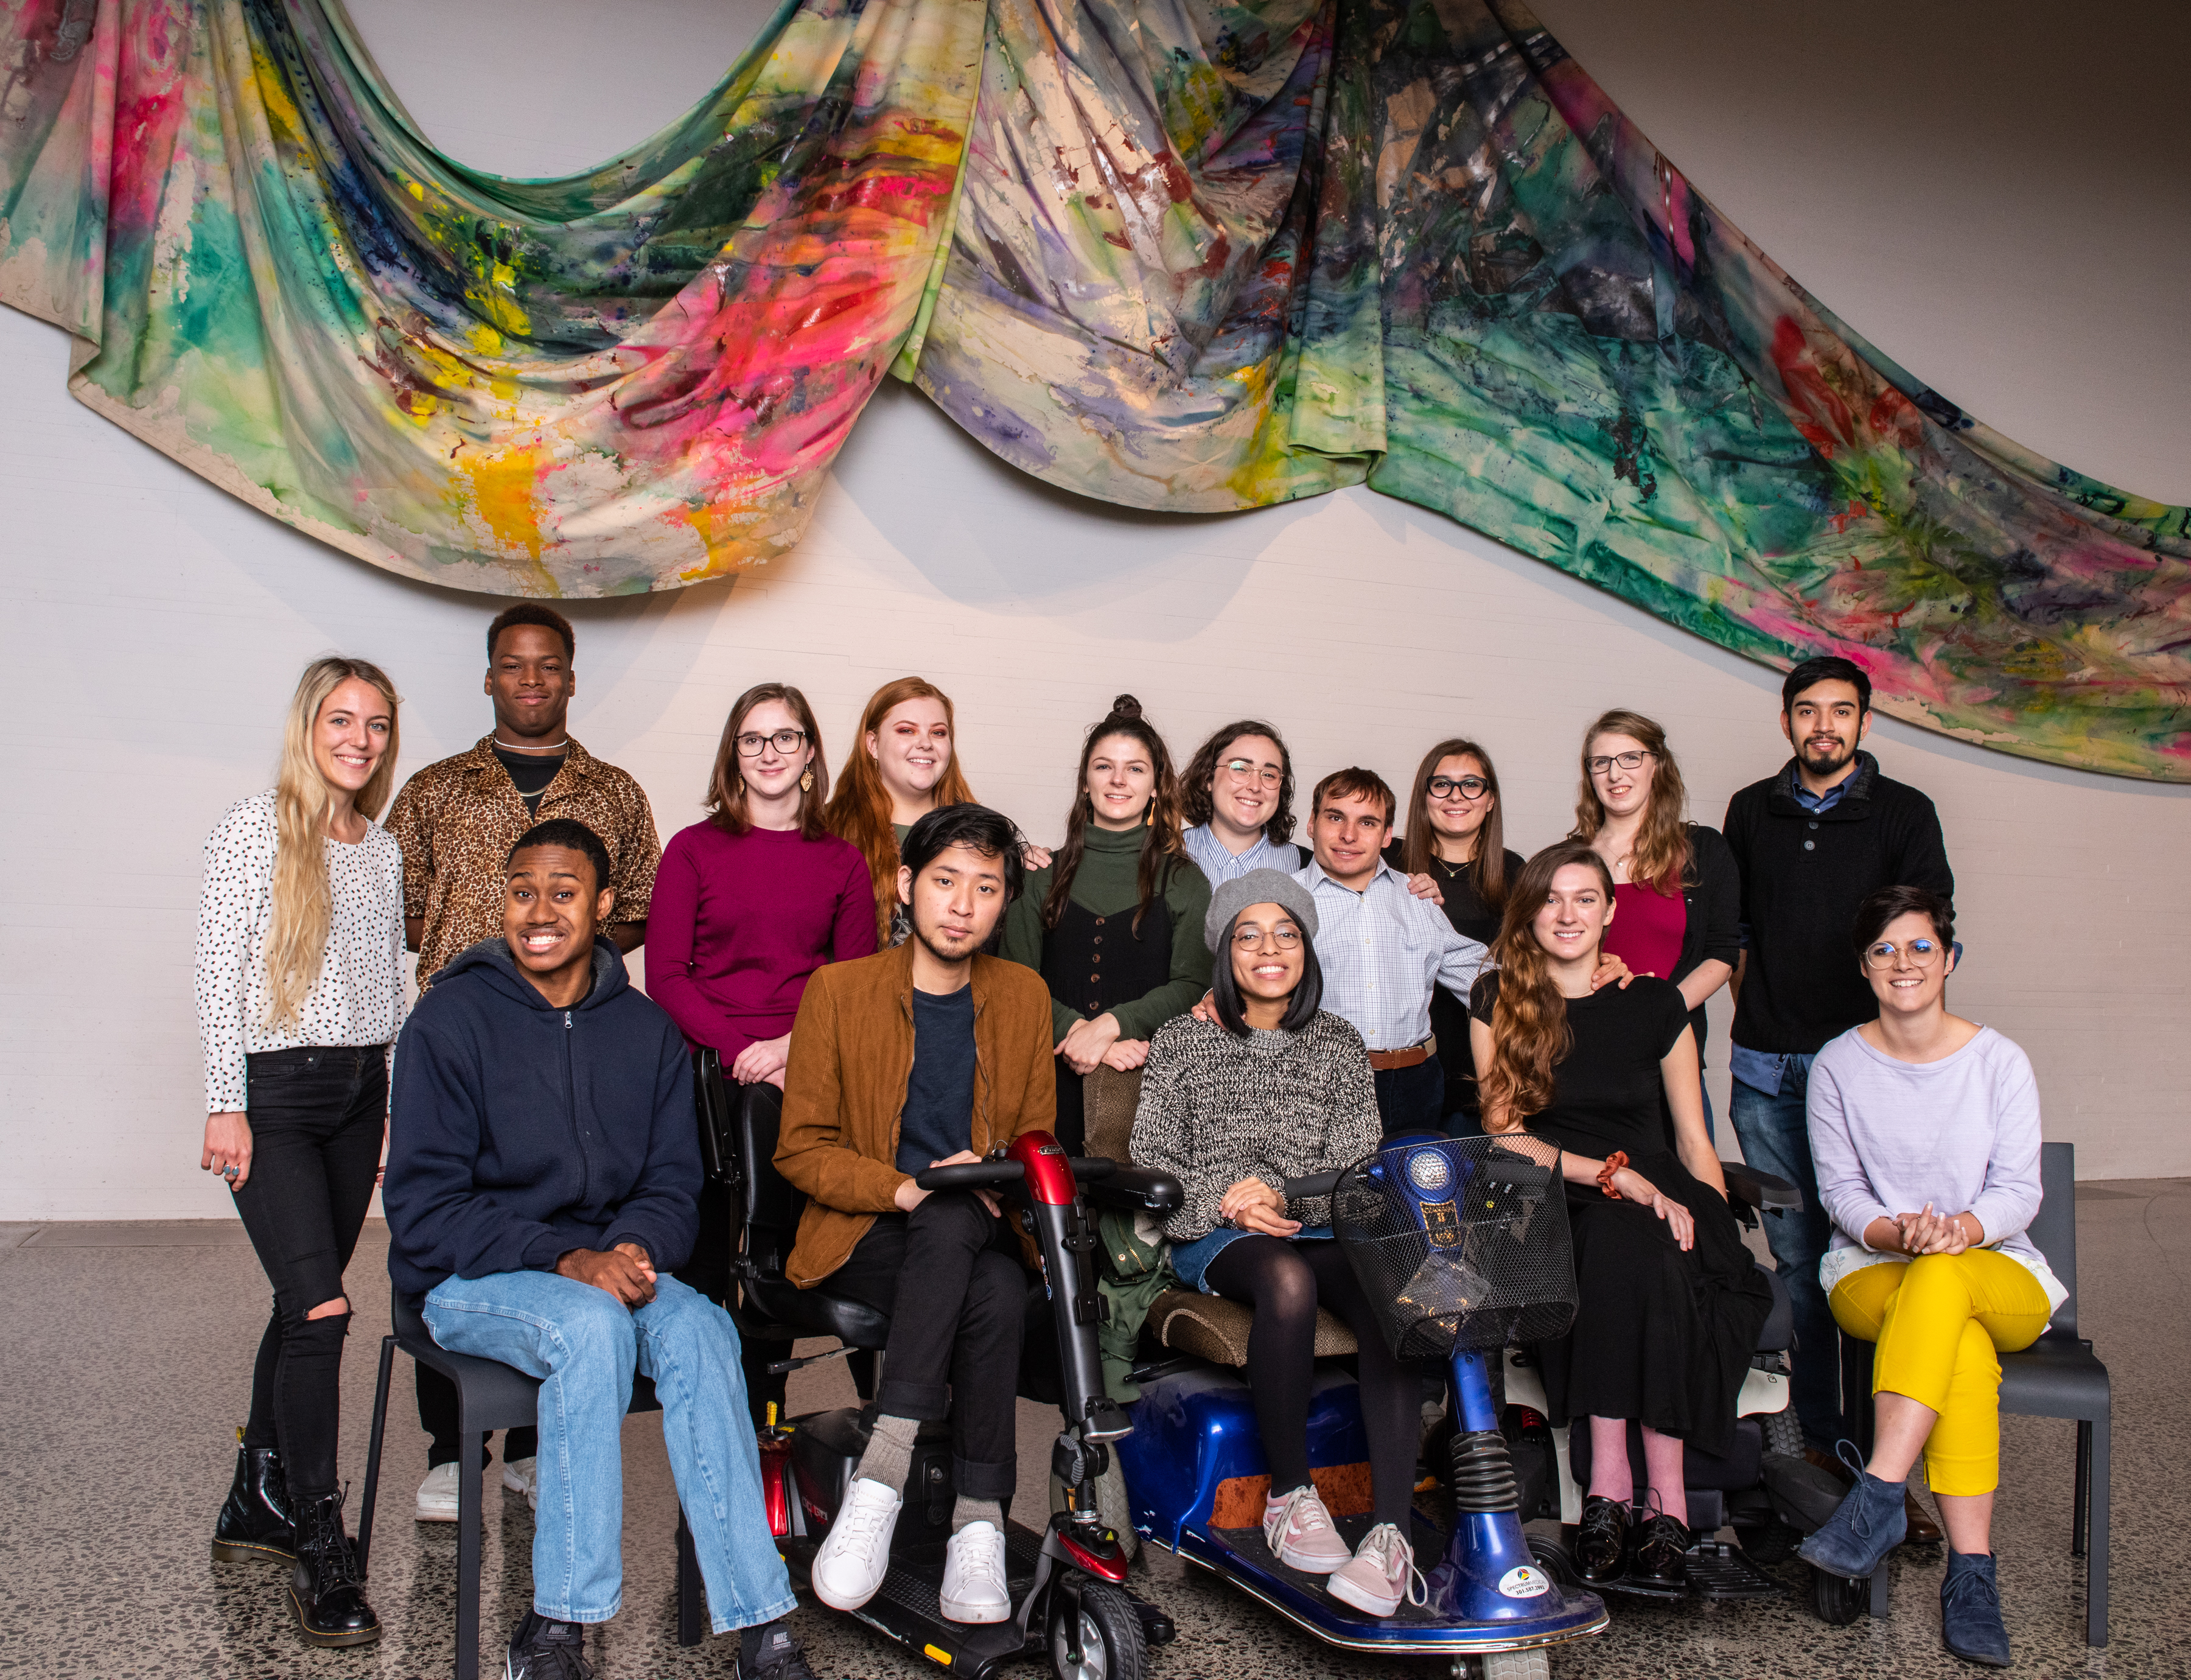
left=1001, top=695, right=1213, bottom=1153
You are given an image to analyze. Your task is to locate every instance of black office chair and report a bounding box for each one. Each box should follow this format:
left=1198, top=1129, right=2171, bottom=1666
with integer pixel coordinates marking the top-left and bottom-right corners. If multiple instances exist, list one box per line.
left=356, top=1294, right=706, bottom=1680
left=1836, top=1139, right=2109, bottom=1644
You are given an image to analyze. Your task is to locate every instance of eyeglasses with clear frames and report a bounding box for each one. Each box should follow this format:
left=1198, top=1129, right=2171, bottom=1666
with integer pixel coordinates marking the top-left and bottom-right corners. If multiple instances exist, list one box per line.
left=1220, top=758, right=1283, bottom=788
left=1585, top=749, right=1654, bottom=778
left=1863, top=938, right=1943, bottom=970
left=1232, top=924, right=1302, bottom=952
left=1427, top=774, right=1489, bottom=800
left=736, top=728, right=809, bottom=757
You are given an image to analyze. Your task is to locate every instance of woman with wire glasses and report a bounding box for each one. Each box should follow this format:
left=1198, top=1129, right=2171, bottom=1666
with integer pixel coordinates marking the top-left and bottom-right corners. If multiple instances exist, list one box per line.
left=1800, top=886, right=2059, bottom=1667
left=1178, top=719, right=1307, bottom=885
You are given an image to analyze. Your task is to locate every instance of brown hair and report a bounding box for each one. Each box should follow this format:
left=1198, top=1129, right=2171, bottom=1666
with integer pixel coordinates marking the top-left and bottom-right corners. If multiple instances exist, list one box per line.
left=1569, top=709, right=1691, bottom=895
left=1041, top=695, right=1186, bottom=934
left=1480, top=842, right=1617, bottom=1128
left=1309, top=765, right=1398, bottom=827
left=704, top=683, right=829, bottom=840
left=823, top=677, right=977, bottom=942
left=1400, top=738, right=1510, bottom=911
left=1179, top=720, right=1298, bottom=844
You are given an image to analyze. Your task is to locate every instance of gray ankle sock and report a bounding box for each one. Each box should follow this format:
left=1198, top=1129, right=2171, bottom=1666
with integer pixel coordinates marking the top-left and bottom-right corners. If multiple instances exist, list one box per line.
left=951, top=1495, right=1004, bottom=1535
left=854, top=1415, right=920, bottom=1495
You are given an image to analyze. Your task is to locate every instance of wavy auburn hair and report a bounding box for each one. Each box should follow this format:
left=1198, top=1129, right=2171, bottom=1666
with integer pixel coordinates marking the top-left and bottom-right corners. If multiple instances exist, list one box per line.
left=265, top=657, right=402, bottom=1031
left=704, top=683, right=829, bottom=839
left=1480, top=842, right=1616, bottom=1129
left=1569, top=709, right=1691, bottom=895
left=1399, top=737, right=1510, bottom=911
left=1041, top=695, right=1186, bottom=934
left=824, top=677, right=978, bottom=943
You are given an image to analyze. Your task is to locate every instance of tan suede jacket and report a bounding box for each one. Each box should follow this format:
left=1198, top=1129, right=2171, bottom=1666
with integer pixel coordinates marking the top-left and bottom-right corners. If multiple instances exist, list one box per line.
left=775, top=941, right=1057, bottom=1287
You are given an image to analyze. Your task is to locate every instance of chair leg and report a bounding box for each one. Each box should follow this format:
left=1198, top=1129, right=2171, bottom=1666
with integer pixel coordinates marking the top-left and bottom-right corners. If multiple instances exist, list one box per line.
left=2086, top=1413, right=2109, bottom=1647
left=676, top=1507, right=705, bottom=1647
left=2072, top=1419, right=2091, bottom=1558
left=1867, top=1559, right=1889, bottom=1620
left=847, top=1348, right=878, bottom=1404
left=456, top=1428, right=484, bottom=1680
left=357, top=1336, right=397, bottom=1578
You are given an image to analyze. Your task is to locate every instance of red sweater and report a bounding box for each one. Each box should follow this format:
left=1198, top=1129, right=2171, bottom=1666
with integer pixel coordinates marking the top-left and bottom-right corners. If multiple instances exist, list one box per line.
left=647, top=821, right=878, bottom=1058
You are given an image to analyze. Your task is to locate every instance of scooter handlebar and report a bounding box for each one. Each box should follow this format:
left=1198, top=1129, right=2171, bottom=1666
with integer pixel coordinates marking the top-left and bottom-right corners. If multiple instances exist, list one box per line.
left=1282, top=1169, right=1344, bottom=1199
left=913, top=1160, right=1028, bottom=1192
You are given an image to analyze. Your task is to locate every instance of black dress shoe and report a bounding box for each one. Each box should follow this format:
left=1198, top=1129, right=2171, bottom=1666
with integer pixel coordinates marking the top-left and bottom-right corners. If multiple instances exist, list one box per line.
left=1629, top=1513, right=1692, bottom=1589
left=287, top=1489, right=382, bottom=1648
left=1573, top=1494, right=1631, bottom=1583
left=212, top=1437, right=295, bottom=1563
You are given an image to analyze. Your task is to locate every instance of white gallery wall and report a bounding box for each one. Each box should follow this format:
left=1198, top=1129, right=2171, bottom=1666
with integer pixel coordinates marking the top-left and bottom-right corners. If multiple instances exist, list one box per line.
left=0, top=0, right=2184, bottom=1219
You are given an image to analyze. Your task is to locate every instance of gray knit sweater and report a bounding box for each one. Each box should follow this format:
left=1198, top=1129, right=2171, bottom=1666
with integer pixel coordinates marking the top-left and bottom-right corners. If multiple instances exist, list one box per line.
left=1129, top=1010, right=1382, bottom=1244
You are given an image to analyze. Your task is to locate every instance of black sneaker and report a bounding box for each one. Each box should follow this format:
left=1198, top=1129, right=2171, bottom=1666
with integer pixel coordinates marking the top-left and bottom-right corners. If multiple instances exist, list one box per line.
left=740, top=1621, right=817, bottom=1680
left=506, top=1610, right=593, bottom=1680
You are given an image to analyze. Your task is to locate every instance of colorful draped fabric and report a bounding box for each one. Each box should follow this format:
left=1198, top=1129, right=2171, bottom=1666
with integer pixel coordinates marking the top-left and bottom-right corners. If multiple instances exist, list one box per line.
left=3, top=0, right=2187, bottom=778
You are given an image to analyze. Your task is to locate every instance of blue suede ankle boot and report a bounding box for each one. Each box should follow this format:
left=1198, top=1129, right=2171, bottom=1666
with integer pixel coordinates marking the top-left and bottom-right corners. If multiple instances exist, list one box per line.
left=1941, top=1550, right=2011, bottom=1667
left=1797, top=1444, right=1906, bottom=1577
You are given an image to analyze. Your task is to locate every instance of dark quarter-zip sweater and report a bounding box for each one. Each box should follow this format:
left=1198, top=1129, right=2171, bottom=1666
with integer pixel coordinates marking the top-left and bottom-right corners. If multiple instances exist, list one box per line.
left=384, top=936, right=699, bottom=1296
left=1722, top=752, right=1954, bottom=1056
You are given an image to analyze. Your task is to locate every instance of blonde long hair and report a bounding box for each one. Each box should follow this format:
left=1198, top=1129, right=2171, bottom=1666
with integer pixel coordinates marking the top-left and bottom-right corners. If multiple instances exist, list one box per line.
left=825, top=677, right=977, bottom=943
left=265, top=657, right=402, bottom=1029
left=1570, top=709, right=1691, bottom=895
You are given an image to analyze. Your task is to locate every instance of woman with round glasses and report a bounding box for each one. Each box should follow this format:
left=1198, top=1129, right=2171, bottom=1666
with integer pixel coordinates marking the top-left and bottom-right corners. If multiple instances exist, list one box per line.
left=1130, top=869, right=1425, bottom=1616
left=1570, top=710, right=1741, bottom=1135
left=1178, top=719, right=1307, bottom=885
left=1388, top=738, right=1525, bottom=1129
left=650, top=683, right=876, bottom=1088
left=1799, top=886, right=2058, bottom=1667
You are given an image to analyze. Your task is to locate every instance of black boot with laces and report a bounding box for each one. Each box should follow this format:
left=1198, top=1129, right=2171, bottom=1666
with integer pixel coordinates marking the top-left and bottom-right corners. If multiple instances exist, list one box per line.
left=286, top=1488, right=382, bottom=1647
left=508, top=1609, right=595, bottom=1680
left=211, top=1433, right=295, bottom=1564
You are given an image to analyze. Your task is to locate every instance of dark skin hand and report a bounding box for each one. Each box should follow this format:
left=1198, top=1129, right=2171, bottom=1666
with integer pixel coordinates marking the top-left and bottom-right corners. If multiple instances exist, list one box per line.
left=557, top=1242, right=657, bottom=1306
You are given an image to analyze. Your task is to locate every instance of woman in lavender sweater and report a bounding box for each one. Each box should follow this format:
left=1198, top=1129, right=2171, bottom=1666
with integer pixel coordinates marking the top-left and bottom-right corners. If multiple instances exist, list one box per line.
left=1798, top=885, right=2062, bottom=1668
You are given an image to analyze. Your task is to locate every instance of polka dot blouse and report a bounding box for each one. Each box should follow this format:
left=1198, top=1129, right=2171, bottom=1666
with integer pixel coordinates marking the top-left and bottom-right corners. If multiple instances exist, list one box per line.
left=194, top=792, right=408, bottom=1113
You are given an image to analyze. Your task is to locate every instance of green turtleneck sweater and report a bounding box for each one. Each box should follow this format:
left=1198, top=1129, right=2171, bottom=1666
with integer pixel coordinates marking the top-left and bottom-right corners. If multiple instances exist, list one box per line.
left=1001, top=823, right=1214, bottom=1043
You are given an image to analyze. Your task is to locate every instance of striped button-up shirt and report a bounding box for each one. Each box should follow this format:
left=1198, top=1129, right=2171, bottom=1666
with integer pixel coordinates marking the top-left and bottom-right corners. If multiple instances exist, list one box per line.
left=1296, top=858, right=1489, bottom=1052
left=1183, top=823, right=1305, bottom=888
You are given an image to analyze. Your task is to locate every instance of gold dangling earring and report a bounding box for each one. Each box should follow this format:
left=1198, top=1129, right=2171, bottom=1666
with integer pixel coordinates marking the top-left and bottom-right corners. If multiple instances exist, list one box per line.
left=800, top=768, right=814, bottom=794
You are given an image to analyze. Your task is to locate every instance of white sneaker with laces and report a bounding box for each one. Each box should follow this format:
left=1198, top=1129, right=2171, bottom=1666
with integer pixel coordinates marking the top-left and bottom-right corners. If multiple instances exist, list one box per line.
left=939, top=1521, right=1012, bottom=1624
left=501, top=1456, right=539, bottom=1512
left=414, top=1460, right=461, bottom=1523
left=1327, top=1522, right=1428, bottom=1617
left=811, top=1477, right=903, bottom=1611
left=1263, top=1484, right=1351, bottom=1574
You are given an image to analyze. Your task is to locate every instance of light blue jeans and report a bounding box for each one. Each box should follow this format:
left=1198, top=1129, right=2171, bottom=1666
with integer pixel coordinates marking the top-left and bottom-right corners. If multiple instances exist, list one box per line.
left=424, top=1271, right=795, bottom=1631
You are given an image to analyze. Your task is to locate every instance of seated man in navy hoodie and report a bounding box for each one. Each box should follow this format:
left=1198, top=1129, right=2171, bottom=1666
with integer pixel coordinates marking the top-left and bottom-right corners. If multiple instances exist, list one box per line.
left=385, top=819, right=818, bottom=1680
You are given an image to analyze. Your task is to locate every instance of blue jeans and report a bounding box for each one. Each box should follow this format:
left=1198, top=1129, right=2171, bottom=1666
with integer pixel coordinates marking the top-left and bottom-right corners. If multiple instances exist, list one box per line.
left=1728, top=1058, right=1842, bottom=1449
left=424, top=1271, right=795, bottom=1631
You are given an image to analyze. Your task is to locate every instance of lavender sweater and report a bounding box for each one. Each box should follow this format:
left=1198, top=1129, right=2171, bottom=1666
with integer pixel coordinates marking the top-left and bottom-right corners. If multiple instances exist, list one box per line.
left=1806, top=1025, right=2064, bottom=1315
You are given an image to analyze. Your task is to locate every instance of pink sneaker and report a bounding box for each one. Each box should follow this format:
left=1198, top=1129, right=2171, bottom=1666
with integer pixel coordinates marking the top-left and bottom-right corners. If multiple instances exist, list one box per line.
left=1263, top=1485, right=1351, bottom=1574
left=1327, top=1522, right=1428, bottom=1617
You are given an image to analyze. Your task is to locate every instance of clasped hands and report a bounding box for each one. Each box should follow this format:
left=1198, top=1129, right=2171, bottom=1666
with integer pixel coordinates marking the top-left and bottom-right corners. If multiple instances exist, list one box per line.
left=1057, top=1012, right=1148, bottom=1075
left=1878, top=1203, right=1977, bottom=1256
left=557, top=1241, right=658, bottom=1306
left=1220, top=1177, right=1300, bottom=1237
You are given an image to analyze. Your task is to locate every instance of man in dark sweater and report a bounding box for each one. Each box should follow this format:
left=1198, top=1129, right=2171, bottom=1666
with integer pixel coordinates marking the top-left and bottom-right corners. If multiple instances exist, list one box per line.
left=384, top=820, right=817, bottom=1680
left=1723, top=657, right=1954, bottom=1459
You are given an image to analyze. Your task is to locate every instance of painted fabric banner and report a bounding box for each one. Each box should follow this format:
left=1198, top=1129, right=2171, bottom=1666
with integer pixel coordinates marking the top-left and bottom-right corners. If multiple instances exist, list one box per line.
left=2, top=0, right=2187, bottom=777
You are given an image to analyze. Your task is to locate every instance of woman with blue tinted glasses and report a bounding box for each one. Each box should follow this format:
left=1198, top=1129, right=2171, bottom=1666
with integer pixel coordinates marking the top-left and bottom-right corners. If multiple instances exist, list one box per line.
left=1801, top=885, right=2061, bottom=1667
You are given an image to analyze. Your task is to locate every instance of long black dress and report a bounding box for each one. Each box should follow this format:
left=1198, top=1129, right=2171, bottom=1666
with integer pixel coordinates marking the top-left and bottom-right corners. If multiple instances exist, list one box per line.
left=1469, top=973, right=1771, bottom=1454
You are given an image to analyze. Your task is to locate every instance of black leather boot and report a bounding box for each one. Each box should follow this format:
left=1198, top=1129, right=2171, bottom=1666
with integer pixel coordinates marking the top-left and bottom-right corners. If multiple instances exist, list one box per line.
left=211, top=1433, right=295, bottom=1564
left=287, top=1489, right=382, bottom=1648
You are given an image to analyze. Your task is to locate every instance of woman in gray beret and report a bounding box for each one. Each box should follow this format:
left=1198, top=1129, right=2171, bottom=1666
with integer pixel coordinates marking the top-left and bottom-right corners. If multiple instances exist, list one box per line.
left=1128, top=868, right=1425, bottom=1619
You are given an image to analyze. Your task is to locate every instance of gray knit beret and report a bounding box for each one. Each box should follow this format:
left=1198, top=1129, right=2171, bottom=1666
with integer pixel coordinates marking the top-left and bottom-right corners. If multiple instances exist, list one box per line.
left=1203, top=867, right=1319, bottom=953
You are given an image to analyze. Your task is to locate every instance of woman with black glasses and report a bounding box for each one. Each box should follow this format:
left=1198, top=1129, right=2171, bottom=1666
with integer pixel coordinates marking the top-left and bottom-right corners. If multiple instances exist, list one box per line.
left=649, top=684, right=876, bottom=1088
left=1387, top=738, right=1525, bottom=1130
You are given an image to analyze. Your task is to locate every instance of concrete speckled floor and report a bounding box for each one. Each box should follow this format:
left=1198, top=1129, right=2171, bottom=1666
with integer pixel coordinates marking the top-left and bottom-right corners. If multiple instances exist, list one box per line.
left=0, top=1181, right=2178, bottom=1679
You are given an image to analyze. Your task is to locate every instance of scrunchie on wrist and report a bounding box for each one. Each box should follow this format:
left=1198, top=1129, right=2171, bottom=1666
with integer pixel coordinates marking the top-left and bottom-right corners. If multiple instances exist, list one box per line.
left=1596, top=1152, right=1629, bottom=1200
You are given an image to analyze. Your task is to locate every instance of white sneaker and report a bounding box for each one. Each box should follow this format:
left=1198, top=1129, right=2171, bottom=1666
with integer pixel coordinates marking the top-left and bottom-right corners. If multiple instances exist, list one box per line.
left=811, top=1477, right=903, bottom=1611
left=1263, top=1484, right=1351, bottom=1574
left=939, top=1522, right=1012, bottom=1624
left=414, top=1460, right=461, bottom=1522
left=501, top=1456, right=539, bottom=1512
left=1327, top=1522, right=1428, bottom=1617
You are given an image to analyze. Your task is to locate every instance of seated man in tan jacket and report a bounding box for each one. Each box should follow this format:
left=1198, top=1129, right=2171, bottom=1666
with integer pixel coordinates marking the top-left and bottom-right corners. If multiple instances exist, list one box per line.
left=774, top=804, right=1055, bottom=1628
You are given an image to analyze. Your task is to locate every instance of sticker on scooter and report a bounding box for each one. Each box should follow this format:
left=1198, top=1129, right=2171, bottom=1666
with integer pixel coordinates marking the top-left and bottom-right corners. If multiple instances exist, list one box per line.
left=1499, top=1565, right=1551, bottom=1599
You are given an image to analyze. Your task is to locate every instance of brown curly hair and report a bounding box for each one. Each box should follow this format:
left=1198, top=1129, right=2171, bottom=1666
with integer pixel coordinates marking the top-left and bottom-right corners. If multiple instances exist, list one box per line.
left=1480, top=842, right=1616, bottom=1129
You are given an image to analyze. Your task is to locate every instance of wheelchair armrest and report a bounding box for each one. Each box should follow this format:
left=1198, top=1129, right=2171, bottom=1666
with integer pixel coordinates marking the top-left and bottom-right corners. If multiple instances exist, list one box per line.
left=1724, top=1162, right=1801, bottom=1214
left=1082, top=1164, right=1184, bottom=1215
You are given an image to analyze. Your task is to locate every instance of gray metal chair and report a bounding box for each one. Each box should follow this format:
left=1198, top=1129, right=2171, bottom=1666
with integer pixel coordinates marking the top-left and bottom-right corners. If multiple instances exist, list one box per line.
left=1838, top=1139, right=2109, bottom=1644
left=355, top=1293, right=706, bottom=1680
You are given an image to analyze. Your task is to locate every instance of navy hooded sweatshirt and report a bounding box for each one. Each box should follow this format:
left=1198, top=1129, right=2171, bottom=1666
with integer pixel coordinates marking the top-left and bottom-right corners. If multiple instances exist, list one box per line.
left=384, top=935, right=699, bottom=1297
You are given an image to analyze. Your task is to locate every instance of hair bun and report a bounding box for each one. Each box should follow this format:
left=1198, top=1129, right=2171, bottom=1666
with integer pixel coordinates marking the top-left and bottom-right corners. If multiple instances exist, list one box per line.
left=1108, top=693, right=1144, bottom=721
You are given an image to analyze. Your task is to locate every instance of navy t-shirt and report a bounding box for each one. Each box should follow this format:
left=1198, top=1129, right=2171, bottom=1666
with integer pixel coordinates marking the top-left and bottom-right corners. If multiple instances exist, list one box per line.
left=895, top=985, right=977, bottom=1173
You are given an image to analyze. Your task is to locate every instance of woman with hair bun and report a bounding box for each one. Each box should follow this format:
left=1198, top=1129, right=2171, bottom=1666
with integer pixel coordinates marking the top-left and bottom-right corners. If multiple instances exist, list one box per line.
left=1469, top=841, right=1771, bottom=1594
left=823, top=676, right=980, bottom=947
left=1001, top=695, right=1213, bottom=1152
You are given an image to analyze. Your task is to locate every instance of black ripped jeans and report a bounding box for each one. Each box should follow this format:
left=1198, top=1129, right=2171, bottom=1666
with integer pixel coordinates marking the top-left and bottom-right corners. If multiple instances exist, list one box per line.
left=229, top=1046, right=386, bottom=1500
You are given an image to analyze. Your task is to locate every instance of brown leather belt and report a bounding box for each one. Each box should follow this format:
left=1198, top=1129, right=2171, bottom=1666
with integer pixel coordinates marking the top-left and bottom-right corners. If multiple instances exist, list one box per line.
left=1366, top=1036, right=1436, bottom=1072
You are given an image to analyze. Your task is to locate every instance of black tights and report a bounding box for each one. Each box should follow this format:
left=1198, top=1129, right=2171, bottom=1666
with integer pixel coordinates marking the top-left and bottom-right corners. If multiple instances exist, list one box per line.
left=1203, top=1236, right=1418, bottom=1528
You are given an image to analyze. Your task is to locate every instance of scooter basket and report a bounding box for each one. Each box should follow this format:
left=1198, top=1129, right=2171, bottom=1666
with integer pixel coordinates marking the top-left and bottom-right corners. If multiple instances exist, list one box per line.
left=1332, top=1134, right=1578, bottom=1361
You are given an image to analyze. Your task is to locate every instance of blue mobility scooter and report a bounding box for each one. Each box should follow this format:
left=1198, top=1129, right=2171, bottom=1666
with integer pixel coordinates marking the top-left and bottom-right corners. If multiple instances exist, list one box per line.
left=695, top=1060, right=1187, bottom=1680
left=1113, top=1132, right=1610, bottom=1680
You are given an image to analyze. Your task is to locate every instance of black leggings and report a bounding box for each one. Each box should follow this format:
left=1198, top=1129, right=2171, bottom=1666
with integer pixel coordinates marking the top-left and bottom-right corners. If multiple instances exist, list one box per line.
left=1203, top=1236, right=1418, bottom=1528
left=230, top=1046, right=385, bottom=1500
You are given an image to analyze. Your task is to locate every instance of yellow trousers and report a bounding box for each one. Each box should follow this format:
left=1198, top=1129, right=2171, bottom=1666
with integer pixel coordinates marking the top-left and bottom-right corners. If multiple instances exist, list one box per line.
left=1828, top=1250, right=2050, bottom=1497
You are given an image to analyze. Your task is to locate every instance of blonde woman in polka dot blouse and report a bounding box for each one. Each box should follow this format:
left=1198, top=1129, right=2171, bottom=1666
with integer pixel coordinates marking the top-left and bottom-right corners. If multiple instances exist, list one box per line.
left=194, top=656, right=406, bottom=1648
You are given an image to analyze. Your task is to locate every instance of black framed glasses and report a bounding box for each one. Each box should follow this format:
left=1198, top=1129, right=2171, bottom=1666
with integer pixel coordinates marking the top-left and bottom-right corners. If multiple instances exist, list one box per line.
left=1220, top=758, right=1283, bottom=788
left=1426, top=774, right=1490, bottom=800
left=1585, top=749, right=1655, bottom=778
left=735, top=728, right=809, bottom=757
left=1863, top=937, right=1943, bottom=970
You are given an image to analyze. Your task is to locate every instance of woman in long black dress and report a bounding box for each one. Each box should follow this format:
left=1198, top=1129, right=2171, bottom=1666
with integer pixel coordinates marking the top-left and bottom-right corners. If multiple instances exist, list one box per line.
left=1469, top=841, right=1771, bottom=1589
